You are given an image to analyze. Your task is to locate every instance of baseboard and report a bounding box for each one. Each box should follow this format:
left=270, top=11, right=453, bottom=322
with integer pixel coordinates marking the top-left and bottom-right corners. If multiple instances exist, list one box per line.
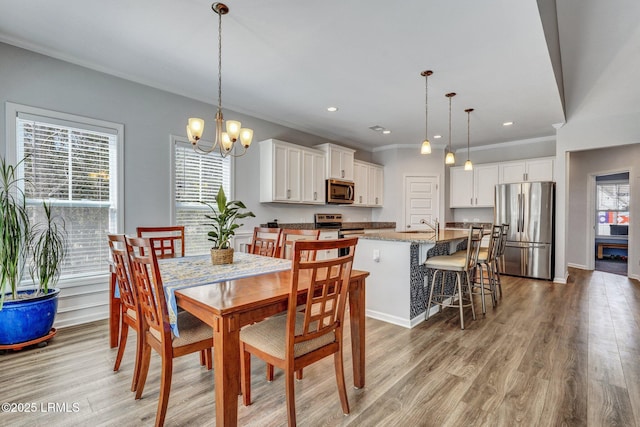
left=553, top=271, right=569, bottom=284
left=365, top=310, right=412, bottom=329
left=567, top=263, right=589, bottom=270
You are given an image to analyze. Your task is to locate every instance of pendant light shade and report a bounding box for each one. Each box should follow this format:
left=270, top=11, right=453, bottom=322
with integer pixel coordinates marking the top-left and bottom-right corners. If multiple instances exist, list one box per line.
left=420, top=70, right=433, bottom=155
left=445, top=92, right=456, bottom=165
left=464, top=108, right=474, bottom=171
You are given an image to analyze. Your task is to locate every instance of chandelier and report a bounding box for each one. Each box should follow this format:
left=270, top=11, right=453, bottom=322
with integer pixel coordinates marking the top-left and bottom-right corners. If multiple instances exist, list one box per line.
left=420, top=70, right=433, bottom=155
left=186, top=3, right=253, bottom=157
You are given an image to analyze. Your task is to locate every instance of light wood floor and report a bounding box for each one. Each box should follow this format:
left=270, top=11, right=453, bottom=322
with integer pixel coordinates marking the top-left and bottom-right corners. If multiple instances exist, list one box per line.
left=1, top=268, right=639, bottom=426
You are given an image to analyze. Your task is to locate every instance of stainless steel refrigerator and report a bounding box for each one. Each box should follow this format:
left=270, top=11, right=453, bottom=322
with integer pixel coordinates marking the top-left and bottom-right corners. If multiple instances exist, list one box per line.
left=494, top=182, right=555, bottom=280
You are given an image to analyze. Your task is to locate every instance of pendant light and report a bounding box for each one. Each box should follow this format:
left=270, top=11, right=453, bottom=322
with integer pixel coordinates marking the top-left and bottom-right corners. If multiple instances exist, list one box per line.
left=444, top=92, right=456, bottom=165
left=464, top=108, right=474, bottom=171
left=186, top=3, right=253, bottom=157
left=420, top=70, right=433, bottom=155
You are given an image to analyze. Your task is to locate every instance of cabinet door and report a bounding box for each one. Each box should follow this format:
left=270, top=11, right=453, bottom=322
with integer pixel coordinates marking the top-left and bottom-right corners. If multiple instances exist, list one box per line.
left=328, top=147, right=344, bottom=179
left=525, top=158, right=554, bottom=182
left=272, top=144, right=290, bottom=201
left=499, top=161, right=526, bottom=183
left=353, top=162, right=368, bottom=206
left=286, top=147, right=301, bottom=202
left=450, top=167, right=474, bottom=207
left=341, top=150, right=355, bottom=181
left=316, top=230, right=339, bottom=260
left=368, top=165, right=384, bottom=206
left=301, top=151, right=325, bottom=204
left=474, top=164, right=499, bottom=206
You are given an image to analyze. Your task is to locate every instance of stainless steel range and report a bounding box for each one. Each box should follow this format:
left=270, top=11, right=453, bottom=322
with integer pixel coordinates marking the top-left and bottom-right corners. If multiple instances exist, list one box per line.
left=315, top=213, right=364, bottom=256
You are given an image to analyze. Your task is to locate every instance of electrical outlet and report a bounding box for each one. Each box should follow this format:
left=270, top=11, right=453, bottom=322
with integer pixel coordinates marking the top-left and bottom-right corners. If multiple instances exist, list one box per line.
left=373, top=249, right=380, bottom=262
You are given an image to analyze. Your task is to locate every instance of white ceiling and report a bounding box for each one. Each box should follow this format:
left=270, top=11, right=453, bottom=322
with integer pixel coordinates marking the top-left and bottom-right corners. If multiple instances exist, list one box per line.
left=0, top=0, right=566, bottom=152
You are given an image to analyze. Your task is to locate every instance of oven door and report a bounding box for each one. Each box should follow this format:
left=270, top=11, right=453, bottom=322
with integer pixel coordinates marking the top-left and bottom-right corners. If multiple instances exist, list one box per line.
left=339, top=228, right=364, bottom=256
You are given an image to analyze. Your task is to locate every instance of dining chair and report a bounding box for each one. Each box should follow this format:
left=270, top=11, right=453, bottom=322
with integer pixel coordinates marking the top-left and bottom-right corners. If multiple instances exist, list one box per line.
left=136, top=226, right=185, bottom=259
left=266, top=228, right=321, bottom=381
left=494, top=224, right=510, bottom=298
left=468, top=225, right=502, bottom=314
left=125, top=236, right=214, bottom=427
left=239, top=237, right=358, bottom=426
left=108, top=234, right=143, bottom=393
left=424, top=226, right=482, bottom=329
left=248, top=227, right=282, bottom=257
left=278, top=228, right=321, bottom=261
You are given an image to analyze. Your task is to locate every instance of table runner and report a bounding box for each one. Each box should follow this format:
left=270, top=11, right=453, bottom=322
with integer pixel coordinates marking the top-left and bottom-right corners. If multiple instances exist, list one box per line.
left=158, top=252, right=291, bottom=336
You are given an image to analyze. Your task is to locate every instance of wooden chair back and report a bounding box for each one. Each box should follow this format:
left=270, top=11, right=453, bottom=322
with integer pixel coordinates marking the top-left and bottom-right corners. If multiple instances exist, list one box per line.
left=248, top=227, right=282, bottom=257
left=136, top=226, right=185, bottom=259
left=286, top=237, right=357, bottom=354
left=107, top=234, right=138, bottom=314
left=125, top=236, right=171, bottom=344
left=279, top=228, right=321, bottom=261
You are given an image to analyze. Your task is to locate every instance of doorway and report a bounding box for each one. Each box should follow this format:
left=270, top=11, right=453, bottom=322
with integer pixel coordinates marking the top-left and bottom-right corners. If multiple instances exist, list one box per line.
left=403, top=175, right=440, bottom=231
left=591, top=172, right=629, bottom=276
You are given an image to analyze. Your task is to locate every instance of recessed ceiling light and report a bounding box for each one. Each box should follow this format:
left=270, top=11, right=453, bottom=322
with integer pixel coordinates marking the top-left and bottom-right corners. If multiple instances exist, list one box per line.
left=382, top=130, right=391, bottom=134
left=503, top=121, right=514, bottom=126
left=433, top=135, right=442, bottom=139
left=369, top=125, right=385, bottom=132
left=327, top=106, right=338, bottom=112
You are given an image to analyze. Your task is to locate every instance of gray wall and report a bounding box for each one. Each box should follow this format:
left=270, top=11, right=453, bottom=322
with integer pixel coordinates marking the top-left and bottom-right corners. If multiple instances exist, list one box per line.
left=0, top=42, right=377, bottom=326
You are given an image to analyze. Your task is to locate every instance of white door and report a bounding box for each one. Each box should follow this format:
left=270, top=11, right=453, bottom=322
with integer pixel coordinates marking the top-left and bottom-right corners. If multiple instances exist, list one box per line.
left=404, top=176, right=439, bottom=231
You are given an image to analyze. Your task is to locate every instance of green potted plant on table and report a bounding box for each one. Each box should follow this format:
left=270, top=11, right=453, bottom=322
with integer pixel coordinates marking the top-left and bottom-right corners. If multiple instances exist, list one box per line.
left=0, top=156, right=67, bottom=347
left=203, top=187, right=255, bottom=265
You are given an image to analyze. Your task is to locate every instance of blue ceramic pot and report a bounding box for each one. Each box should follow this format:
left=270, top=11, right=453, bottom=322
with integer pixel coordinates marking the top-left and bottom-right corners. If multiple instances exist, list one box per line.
left=0, top=288, right=60, bottom=345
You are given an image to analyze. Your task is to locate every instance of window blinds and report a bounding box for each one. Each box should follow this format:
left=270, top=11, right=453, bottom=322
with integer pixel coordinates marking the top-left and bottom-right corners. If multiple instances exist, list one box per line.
left=174, top=142, right=231, bottom=255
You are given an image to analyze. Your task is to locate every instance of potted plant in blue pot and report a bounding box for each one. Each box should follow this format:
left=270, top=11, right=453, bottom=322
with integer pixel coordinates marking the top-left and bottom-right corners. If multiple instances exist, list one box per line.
left=0, top=157, right=67, bottom=346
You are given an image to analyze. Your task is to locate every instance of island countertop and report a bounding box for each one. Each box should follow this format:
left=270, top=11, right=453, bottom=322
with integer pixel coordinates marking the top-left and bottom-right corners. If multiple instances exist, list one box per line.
left=359, top=229, right=470, bottom=244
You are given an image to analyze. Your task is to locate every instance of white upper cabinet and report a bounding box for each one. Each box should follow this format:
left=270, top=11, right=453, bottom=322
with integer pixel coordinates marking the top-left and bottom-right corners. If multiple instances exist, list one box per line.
left=353, top=161, right=368, bottom=206
left=260, top=139, right=325, bottom=204
left=367, top=163, right=384, bottom=207
left=450, top=163, right=499, bottom=208
left=499, top=157, right=554, bottom=183
left=301, top=150, right=325, bottom=204
left=315, top=143, right=355, bottom=181
left=353, top=160, right=384, bottom=207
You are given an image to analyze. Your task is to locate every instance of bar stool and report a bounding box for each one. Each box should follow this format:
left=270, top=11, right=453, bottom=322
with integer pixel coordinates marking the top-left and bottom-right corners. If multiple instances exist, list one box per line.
left=493, top=224, right=509, bottom=299
left=424, top=226, right=483, bottom=329
left=470, top=225, right=502, bottom=314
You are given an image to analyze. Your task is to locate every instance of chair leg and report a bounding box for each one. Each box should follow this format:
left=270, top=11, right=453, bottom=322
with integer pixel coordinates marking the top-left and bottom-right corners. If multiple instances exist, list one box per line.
left=285, top=366, right=297, bottom=427
left=465, top=270, right=476, bottom=321
left=205, top=348, right=212, bottom=370
left=135, top=342, right=152, bottom=400
left=131, top=327, right=143, bottom=392
left=155, top=355, right=173, bottom=427
left=199, top=350, right=206, bottom=366
left=113, top=321, right=129, bottom=372
left=456, top=272, right=465, bottom=329
left=478, top=264, right=486, bottom=314
left=296, top=369, right=303, bottom=380
left=240, top=343, right=252, bottom=406
left=334, top=348, right=350, bottom=415
left=426, top=269, right=438, bottom=320
left=266, top=363, right=274, bottom=382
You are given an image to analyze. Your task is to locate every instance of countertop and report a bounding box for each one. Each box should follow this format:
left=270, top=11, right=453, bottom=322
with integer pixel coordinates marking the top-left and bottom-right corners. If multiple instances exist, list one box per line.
left=359, top=229, right=470, bottom=243
left=259, top=221, right=396, bottom=230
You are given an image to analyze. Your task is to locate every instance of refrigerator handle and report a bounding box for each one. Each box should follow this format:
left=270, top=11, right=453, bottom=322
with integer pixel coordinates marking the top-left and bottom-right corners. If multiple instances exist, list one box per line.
left=519, top=193, right=525, bottom=233
left=517, top=193, right=521, bottom=232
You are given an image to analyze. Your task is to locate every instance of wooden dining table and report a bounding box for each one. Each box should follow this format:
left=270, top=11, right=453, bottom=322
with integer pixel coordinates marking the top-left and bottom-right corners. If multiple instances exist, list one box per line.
left=175, top=268, right=370, bottom=427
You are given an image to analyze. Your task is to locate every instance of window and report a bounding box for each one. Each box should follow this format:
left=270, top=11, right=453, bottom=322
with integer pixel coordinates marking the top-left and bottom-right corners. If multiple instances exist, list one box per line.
left=173, top=137, right=232, bottom=255
left=8, top=103, right=123, bottom=282
left=596, top=181, right=629, bottom=237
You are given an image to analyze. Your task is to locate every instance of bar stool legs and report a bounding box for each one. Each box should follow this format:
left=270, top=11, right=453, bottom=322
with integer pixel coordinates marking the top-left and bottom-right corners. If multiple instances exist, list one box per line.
left=426, top=268, right=476, bottom=330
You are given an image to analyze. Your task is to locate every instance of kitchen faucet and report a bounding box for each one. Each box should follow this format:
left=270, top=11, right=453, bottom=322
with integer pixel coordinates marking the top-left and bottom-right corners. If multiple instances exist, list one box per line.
left=420, top=218, right=439, bottom=236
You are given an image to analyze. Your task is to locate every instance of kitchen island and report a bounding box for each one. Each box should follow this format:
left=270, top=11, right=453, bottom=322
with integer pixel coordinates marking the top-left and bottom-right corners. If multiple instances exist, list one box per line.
left=354, top=230, right=470, bottom=328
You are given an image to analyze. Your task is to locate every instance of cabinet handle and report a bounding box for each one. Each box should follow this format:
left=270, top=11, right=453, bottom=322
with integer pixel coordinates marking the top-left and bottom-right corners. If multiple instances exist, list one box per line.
left=341, top=170, right=345, bottom=178
left=359, top=196, right=362, bottom=203
left=475, top=197, right=478, bottom=205
left=376, top=197, right=378, bottom=204
left=287, top=189, right=291, bottom=199
left=314, top=191, right=317, bottom=200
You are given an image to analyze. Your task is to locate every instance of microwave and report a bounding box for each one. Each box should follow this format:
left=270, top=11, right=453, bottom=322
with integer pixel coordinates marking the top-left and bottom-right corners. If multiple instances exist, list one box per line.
left=326, top=179, right=354, bottom=204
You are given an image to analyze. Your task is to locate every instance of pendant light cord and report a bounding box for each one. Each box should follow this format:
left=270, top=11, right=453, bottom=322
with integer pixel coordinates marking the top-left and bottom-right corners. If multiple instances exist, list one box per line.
left=217, top=9, right=223, bottom=111
left=424, top=75, right=429, bottom=138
